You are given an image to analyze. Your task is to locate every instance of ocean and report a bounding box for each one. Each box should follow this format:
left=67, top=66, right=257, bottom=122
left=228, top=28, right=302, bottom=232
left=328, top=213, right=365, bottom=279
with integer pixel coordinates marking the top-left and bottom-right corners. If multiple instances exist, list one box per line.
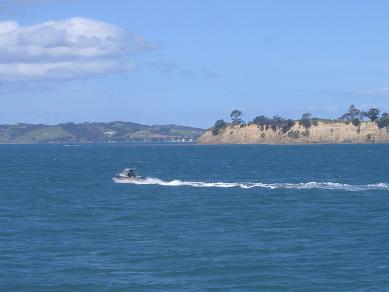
left=1, top=144, right=389, bottom=290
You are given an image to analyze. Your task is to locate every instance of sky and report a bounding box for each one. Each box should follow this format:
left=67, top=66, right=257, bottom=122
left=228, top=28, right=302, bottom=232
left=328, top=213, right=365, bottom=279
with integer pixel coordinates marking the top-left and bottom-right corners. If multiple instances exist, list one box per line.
left=1, top=0, right=389, bottom=127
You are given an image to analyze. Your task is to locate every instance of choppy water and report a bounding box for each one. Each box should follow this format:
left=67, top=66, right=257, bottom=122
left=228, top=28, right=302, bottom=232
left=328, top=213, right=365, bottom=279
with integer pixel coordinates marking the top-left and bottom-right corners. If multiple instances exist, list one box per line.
left=1, top=144, right=389, bottom=290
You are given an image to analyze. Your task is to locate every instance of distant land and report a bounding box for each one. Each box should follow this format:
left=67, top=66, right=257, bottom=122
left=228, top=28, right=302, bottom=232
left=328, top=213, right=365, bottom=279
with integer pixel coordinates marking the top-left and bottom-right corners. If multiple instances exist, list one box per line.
left=0, top=122, right=205, bottom=144
left=199, top=106, right=389, bottom=144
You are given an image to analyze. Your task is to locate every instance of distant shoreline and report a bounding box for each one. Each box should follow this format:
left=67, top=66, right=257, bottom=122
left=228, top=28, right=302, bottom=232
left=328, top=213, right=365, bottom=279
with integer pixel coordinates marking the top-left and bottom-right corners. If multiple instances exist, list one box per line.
left=0, top=141, right=198, bottom=145
left=2, top=141, right=389, bottom=146
left=0, top=121, right=204, bottom=144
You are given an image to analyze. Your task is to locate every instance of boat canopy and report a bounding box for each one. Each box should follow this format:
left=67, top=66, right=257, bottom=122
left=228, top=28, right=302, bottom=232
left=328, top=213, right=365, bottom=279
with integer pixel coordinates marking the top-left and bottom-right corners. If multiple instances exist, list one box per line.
left=124, top=168, right=138, bottom=177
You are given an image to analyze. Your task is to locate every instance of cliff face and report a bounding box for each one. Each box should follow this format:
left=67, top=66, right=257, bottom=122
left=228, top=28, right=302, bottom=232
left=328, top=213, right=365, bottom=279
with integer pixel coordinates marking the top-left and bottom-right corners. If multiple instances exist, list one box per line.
left=198, top=121, right=389, bottom=144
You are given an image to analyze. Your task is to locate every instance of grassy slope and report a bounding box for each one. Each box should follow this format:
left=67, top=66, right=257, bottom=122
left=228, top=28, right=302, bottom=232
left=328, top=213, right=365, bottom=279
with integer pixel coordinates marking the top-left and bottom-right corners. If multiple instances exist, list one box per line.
left=0, top=122, right=204, bottom=143
left=13, top=126, right=75, bottom=143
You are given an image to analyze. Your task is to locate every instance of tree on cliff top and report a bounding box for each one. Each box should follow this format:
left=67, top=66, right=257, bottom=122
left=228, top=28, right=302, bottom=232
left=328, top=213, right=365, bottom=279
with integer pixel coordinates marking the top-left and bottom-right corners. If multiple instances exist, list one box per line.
left=300, top=113, right=312, bottom=129
left=349, top=105, right=361, bottom=120
left=253, top=115, right=271, bottom=126
left=377, top=113, right=389, bottom=129
left=212, top=119, right=227, bottom=135
left=340, top=105, right=362, bottom=122
left=230, top=110, right=242, bottom=125
left=366, top=108, right=380, bottom=121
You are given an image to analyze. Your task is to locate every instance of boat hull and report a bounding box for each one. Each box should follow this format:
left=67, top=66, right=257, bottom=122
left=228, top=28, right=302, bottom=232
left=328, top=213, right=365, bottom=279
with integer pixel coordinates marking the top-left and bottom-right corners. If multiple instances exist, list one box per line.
left=114, top=176, right=146, bottom=182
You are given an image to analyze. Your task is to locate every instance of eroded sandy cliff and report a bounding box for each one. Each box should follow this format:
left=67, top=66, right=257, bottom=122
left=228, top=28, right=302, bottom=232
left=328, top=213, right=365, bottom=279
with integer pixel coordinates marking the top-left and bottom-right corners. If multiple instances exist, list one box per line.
left=198, top=121, right=389, bottom=144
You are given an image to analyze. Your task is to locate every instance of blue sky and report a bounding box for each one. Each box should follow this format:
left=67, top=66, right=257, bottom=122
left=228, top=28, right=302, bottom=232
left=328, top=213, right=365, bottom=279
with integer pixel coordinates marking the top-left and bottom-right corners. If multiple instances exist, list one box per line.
left=1, top=0, right=389, bottom=127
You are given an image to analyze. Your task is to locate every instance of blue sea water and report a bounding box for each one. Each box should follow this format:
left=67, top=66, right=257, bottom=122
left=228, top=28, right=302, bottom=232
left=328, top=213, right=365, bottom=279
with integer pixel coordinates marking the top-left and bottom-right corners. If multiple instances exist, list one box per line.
left=1, top=144, right=389, bottom=290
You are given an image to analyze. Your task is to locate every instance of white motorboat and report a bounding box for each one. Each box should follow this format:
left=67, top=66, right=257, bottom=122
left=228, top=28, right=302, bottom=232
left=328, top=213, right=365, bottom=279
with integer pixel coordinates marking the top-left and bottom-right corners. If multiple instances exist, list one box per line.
left=115, top=168, right=145, bottom=182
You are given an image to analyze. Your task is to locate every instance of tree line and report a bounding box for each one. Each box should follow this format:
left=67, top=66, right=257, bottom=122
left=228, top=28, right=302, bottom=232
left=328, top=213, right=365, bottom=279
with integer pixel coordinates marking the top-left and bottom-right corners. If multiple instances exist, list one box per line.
left=212, top=105, right=389, bottom=135
left=338, top=105, right=388, bottom=127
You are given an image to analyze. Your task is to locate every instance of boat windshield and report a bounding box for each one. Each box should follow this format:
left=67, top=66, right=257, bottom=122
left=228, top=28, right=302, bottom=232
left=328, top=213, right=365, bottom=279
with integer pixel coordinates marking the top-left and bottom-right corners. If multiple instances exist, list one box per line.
left=127, top=169, right=138, bottom=177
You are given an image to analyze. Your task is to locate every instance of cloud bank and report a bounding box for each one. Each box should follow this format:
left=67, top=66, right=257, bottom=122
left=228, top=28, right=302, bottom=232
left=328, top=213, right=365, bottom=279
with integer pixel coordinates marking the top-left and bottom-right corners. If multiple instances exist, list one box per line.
left=0, top=17, right=156, bottom=81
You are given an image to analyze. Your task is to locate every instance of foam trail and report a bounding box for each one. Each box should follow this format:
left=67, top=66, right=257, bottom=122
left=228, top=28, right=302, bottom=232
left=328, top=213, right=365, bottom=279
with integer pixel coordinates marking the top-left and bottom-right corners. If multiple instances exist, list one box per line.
left=113, top=177, right=389, bottom=192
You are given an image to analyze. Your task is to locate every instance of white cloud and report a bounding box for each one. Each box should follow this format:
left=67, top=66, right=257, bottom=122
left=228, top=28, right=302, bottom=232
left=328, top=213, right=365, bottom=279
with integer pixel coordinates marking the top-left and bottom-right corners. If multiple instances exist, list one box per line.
left=0, top=17, right=155, bottom=81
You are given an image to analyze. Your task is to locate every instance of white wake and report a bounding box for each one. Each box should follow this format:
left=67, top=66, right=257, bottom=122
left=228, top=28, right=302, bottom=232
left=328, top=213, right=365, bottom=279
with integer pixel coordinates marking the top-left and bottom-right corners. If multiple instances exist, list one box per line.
left=113, top=177, right=389, bottom=192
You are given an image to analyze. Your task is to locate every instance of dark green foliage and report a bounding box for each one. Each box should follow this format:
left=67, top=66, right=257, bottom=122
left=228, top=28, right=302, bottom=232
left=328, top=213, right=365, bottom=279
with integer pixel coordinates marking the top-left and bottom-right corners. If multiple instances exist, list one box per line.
left=253, top=115, right=271, bottom=127
left=300, top=113, right=312, bottom=129
left=268, top=116, right=292, bottom=132
left=340, top=105, right=366, bottom=122
left=349, top=105, right=361, bottom=120
left=212, top=119, right=227, bottom=135
left=366, top=108, right=380, bottom=121
left=230, top=110, right=243, bottom=125
left=270, top=116, right=282, bottom=131
left=269, top=116, right=283, bottom=132
left=302, top=130, right=310, bottom=137
left=352, top=118, right=361, bottom=127
left=377, top=113, right=389, bottom=129
left=288, top=130, right=300, bottom=139
left=302, top=113, right=312, bottom=119
left=252, top=115, right=294, bottom=133
left=282, top=119, right=295, bottom=133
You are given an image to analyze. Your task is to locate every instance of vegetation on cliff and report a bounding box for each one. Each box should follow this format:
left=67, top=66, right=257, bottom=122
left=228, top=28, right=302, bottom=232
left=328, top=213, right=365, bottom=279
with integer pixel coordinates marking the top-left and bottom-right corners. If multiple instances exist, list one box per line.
left=211, top=105, right=389, bottom=136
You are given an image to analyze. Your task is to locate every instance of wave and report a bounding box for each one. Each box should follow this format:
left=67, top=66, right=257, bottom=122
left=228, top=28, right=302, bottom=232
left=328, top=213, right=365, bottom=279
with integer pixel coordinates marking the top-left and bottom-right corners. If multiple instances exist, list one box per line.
left=113, top=177, right=389, bottom=191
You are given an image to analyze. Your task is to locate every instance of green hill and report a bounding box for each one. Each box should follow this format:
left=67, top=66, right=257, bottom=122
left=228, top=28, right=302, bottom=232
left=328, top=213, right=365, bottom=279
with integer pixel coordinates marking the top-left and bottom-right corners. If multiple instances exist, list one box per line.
left=0, top=122, right=204, bottom=143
